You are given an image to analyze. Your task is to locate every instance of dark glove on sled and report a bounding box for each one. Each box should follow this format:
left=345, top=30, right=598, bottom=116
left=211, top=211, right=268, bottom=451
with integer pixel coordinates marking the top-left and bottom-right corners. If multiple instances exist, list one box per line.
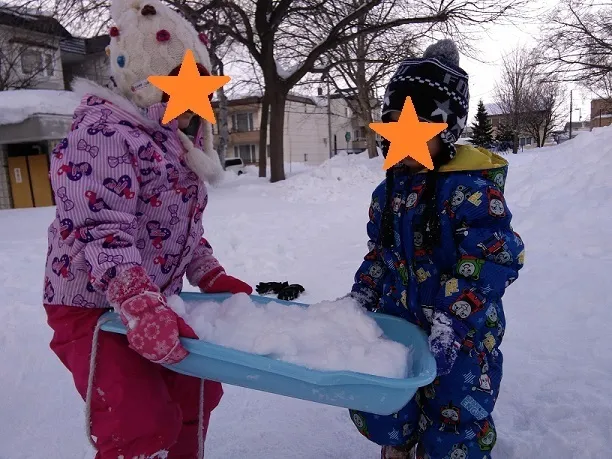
left=256, top=281, right=289, bottom=295
left=278, top=284, right=305, bottom=301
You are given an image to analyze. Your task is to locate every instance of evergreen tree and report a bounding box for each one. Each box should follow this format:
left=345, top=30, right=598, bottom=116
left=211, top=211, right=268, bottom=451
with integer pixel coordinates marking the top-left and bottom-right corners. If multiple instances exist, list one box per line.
left=495, top=122, right=515, bottom=152
left=470, top=100, right=494, bottom=147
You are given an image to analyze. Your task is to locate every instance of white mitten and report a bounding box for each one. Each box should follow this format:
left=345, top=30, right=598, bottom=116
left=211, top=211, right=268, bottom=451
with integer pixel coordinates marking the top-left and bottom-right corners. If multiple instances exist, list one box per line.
left=177, top=130, right=224, bottom=185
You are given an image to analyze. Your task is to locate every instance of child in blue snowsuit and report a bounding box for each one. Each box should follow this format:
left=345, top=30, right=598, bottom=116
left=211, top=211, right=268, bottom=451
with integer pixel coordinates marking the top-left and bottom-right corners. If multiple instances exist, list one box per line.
left=347, top=39, right=525, bottom=459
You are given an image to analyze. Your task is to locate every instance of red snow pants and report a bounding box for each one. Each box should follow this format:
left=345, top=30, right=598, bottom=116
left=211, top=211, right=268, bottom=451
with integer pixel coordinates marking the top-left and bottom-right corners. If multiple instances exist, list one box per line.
left=44, top=305, right=224, bottom=459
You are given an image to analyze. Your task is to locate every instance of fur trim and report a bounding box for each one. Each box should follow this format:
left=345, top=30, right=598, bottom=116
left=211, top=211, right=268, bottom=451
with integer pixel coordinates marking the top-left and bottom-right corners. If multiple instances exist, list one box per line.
left=177, top=130, right=224, bottom=185
left=185, top=147, right=224, bottom=185
left=71, top=77, right=159, bottom=129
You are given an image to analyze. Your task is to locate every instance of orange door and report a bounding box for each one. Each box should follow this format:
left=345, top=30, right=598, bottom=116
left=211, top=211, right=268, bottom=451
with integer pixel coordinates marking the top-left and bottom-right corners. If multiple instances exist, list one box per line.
left=28, top=154, right=54, bottom=207
left=7, top=156, right=33, bottom=209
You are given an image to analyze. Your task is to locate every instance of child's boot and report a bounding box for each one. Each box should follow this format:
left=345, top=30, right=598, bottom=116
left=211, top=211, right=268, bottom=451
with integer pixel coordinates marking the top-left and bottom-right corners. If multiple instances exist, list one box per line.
left=381, top=442, right=424, bottom=459
left=381, top=445, right=411, bottom=459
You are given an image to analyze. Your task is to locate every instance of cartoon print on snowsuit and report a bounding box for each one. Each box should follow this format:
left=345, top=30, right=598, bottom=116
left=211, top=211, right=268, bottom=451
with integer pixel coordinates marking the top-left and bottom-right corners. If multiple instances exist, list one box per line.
left=348, top=145, right=525, bottom=458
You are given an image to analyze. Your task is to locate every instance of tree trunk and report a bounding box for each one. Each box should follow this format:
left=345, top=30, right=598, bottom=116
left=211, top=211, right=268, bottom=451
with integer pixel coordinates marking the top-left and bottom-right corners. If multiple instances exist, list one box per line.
left=355, top=3, right=378, bottom=159
left=268, top=86, right=289, bottom=183
left=216, top=85, right=229, bottom=166
left=210, top=50, right=229, bottom=167
left=541, top=123, right=549, bottom=147
left=366, top=130, right=378, bottom=158
left=258, top=93, right=269, bottom=178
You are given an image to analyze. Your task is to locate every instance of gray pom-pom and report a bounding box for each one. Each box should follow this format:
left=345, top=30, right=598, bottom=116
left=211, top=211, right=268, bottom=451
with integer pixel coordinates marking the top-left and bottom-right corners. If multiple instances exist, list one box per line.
left=423, top=39, right=460, bottom=67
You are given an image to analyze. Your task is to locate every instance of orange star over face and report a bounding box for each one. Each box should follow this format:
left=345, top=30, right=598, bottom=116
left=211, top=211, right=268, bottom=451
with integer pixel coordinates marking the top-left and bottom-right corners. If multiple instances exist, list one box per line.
left=370, top=97, right=447, bottom=171
left=148, top=49, right=230, bottom=125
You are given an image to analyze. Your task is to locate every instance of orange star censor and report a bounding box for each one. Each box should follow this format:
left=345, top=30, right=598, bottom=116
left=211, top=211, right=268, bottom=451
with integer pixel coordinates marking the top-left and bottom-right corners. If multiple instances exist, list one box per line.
left=148, top=49, right=230, bottom=125
left=370, top=97, right=447, bottom=171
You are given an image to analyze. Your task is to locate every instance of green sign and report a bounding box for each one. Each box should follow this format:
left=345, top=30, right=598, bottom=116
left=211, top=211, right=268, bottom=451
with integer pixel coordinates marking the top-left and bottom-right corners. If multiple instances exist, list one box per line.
left=345, top=131, right=351, bottom=142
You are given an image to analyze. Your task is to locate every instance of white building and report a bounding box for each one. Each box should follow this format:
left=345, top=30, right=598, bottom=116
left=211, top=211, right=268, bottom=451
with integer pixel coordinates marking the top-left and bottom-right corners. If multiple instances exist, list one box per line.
left=213, top=91, right=382, bottom=166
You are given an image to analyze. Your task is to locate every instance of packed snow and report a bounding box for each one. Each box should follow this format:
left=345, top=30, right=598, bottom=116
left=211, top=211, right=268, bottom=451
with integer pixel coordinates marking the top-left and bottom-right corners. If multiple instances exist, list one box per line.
left=2, top=127, right=612, bottom=458
left=167, top=294, right=412, bottom=379
left=0, top=89, right=81, bottom=125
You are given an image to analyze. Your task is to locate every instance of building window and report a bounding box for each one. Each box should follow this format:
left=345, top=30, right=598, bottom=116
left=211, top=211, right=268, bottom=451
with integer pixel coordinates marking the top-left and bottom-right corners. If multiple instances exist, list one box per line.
left=20, top=49, right=54, bottom=76
left=354, top=126, right=367, bottom=141
left=232, top=112, right=254, bottom=132
left=234, top=144, right=257, bottom=163
left=21, top=50, right=42, bottom=74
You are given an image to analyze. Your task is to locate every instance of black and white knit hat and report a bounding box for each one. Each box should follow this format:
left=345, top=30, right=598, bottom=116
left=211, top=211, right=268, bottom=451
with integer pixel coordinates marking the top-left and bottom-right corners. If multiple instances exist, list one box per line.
left=381, top=39, right=469, bottom=164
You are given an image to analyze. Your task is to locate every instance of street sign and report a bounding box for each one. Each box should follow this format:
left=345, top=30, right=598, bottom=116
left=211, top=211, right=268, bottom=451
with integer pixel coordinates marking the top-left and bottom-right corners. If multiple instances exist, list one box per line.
left=345, top=131, right=351, bottom=142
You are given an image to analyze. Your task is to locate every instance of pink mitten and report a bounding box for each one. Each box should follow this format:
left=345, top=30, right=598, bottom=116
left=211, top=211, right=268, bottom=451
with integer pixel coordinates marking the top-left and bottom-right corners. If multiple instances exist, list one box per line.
left=107, top=266, right=197, bottom=364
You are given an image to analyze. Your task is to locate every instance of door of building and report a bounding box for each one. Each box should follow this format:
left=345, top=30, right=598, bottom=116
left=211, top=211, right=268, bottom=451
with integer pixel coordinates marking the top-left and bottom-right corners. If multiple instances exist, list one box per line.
left=6, top=142, right=54, bottom=209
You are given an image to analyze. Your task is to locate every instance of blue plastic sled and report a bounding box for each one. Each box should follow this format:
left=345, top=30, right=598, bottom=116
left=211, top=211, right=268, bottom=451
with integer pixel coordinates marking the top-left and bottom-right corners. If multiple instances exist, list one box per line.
left=100, top=292, right=436, bottom=416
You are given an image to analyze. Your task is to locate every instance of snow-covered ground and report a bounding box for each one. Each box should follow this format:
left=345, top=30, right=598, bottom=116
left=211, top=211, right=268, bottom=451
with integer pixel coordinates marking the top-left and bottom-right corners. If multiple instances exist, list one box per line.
left=2, top=128, right=612, bottom=458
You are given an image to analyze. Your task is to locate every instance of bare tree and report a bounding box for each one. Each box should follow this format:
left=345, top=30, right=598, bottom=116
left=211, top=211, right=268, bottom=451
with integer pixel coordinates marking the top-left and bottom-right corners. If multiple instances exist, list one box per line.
left=0, top=6, right=61, bottom=90
left=495, top=46, right=535, bottom=153
left=522, top=81, right=565, bottom=147
left=200, top=0, right=527, bottom=182
left=317, top=5, right=424, bottom=159
left=539, top=0, right=612, bottom=97
left=496, top=46, right=566, bottom=151
left=43, top=0, right=527, bottom=181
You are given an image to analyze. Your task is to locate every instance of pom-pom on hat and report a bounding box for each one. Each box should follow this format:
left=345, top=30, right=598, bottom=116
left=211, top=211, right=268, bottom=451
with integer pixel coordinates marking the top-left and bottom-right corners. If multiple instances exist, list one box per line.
left=107, top=0, right=213, bottom=109
left=381, top=38, right=469, bottom=163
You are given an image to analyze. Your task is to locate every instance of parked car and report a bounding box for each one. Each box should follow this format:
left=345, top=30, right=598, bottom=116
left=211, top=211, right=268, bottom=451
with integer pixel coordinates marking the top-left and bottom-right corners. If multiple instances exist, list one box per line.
left=224, top=157, right=246, bottom=175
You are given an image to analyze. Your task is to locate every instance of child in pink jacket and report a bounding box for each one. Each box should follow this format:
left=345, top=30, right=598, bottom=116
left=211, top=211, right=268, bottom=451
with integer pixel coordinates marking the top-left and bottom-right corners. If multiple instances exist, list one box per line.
left=43, top=0, right=251, bottom=457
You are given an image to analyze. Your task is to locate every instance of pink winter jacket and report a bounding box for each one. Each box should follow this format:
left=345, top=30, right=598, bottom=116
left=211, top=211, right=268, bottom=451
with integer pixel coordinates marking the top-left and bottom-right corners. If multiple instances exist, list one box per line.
left=44, top=80, right=223, bottom=308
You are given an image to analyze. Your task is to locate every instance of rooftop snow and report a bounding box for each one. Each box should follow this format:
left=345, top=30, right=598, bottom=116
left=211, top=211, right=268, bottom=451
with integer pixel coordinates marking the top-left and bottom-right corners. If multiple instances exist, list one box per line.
left=0, top=89, right=81, bottom=126
left=484, top=102, right=505, bottom=116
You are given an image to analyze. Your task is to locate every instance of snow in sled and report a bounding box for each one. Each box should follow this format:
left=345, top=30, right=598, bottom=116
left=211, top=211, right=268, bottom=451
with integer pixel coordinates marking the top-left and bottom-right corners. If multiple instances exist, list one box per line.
left=99, top=292, right=437, bottom=416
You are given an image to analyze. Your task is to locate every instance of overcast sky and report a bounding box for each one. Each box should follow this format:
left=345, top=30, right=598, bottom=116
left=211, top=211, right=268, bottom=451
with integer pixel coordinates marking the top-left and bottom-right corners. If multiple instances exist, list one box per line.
left=460, top=0, right=594, bottom=126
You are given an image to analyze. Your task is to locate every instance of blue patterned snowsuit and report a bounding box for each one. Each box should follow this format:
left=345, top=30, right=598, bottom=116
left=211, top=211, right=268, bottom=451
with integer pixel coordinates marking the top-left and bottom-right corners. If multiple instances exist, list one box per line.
left=349, top=145, right=525, bottom=458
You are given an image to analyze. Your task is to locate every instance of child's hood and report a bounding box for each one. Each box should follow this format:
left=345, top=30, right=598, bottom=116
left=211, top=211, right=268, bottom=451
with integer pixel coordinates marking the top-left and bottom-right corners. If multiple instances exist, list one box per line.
left=436, top=144, right=508, bottom=174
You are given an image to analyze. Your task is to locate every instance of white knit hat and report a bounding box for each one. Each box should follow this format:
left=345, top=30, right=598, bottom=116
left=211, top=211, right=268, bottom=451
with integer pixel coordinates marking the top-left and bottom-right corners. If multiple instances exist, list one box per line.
left=107, top=0, right=212, bottom=109
left=106, top=0, right=223, bottom=184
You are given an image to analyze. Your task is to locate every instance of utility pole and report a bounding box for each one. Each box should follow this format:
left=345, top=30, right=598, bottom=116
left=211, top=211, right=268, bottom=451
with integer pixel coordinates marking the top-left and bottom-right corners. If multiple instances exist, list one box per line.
left=327, top=75, right=333, bottom=159
left=569, top=89, right=573, bottom=141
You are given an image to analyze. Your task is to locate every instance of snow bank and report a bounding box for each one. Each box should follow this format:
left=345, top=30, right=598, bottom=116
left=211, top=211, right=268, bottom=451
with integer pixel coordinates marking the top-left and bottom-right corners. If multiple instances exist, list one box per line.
left=167, top=294, right=412, bottom=379
left=0, top=89, right=81, bottom=125
left=279, top=152, right=384, bottom=203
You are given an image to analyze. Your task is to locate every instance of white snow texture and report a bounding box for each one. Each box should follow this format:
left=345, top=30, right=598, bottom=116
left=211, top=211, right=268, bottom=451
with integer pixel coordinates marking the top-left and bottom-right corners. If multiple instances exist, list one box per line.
left=2, top=126, right=612, bottom=458
left=0, top=89, right=81, bottom=125
left=167, top=294, right=412, bottom=379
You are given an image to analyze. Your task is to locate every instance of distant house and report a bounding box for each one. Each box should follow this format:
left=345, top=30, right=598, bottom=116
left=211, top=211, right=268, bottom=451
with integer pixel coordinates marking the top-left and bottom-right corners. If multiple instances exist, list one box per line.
left=0, top=6, right=70, bottom=91
left=0, top=7, right=110, bottom=210
left=484, top=103, right=544, bottom=148
left=212, top=91, right=381, bottom=166
left=590, top=98, right=612, bottom=129
left=564, top=121, right=591, bottom=133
